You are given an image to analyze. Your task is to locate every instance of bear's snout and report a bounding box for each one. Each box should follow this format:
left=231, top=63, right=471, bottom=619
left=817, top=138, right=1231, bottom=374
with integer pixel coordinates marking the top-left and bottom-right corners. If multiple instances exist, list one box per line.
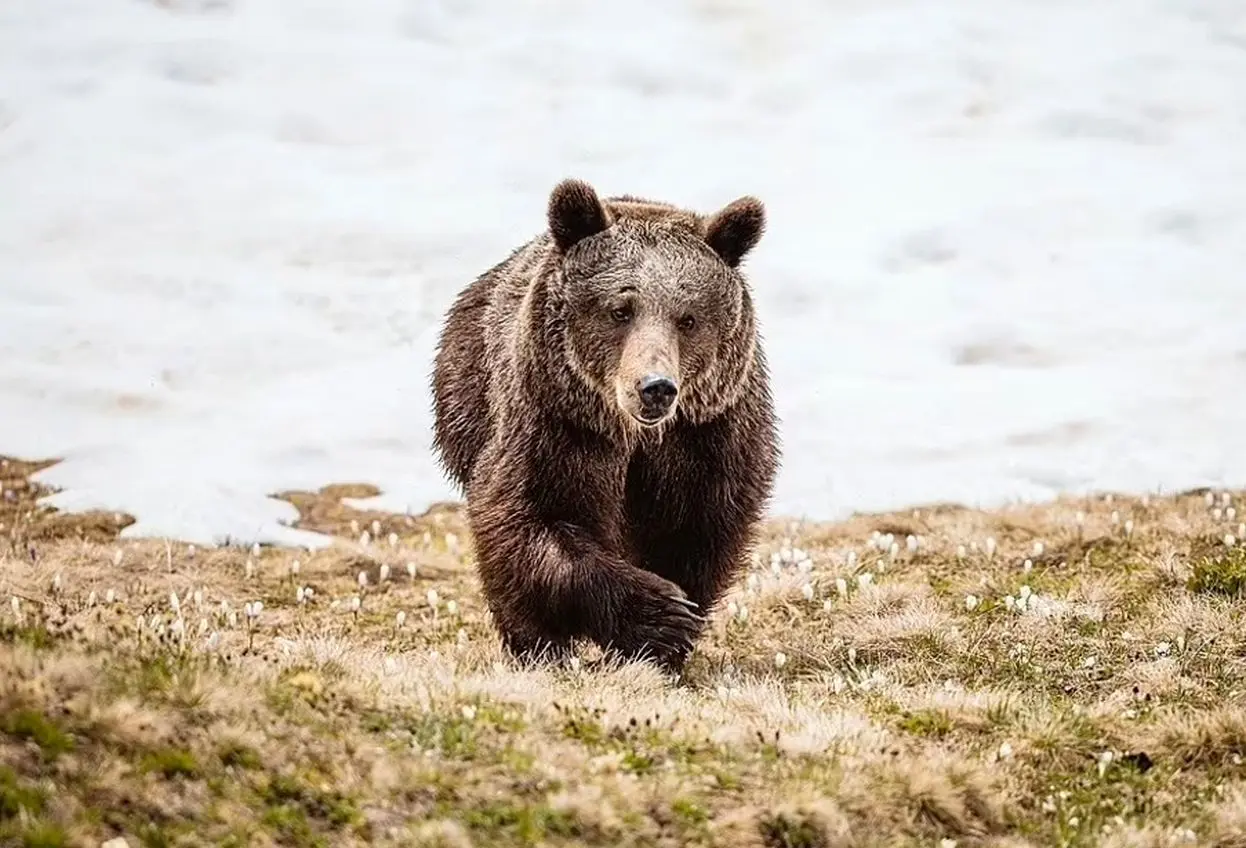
left=636, top=374, right=678, bottom=423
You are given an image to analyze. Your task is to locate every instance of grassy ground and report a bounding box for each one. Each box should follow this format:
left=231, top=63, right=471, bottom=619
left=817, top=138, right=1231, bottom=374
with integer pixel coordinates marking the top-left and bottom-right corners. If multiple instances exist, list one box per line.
left=3, top=454, right=1246, bottom=847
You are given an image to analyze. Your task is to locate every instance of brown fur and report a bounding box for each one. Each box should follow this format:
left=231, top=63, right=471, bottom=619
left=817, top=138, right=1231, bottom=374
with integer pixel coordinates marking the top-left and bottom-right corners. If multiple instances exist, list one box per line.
left=430, top=178, right=780, bottom=673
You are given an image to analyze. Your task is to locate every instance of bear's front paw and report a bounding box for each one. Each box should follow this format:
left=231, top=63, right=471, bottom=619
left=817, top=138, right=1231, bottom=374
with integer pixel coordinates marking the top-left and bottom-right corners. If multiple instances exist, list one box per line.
left=610, top=573, right=706, bottom=673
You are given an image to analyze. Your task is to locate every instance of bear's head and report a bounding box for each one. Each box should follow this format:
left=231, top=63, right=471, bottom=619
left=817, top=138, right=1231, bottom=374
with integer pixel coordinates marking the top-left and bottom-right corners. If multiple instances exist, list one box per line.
left=544, top=178, right=766, bottom=432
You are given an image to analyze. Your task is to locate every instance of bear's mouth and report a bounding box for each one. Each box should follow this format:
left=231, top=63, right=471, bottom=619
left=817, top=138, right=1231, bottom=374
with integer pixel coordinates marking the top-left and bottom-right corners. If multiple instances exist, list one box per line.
left=631, top=411, right=672, bottom=428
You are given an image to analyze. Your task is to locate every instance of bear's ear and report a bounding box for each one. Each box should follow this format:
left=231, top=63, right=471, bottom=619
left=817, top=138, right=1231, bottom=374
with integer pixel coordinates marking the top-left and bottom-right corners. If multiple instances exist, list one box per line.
left=704, top=196, right=766, bottom=268
left=548, top=178, right=613, bottom=253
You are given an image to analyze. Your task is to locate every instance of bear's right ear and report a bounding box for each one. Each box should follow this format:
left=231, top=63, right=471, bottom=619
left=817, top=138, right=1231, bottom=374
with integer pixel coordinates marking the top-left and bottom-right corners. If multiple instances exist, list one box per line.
left=548, top=178, right=613, bottom=253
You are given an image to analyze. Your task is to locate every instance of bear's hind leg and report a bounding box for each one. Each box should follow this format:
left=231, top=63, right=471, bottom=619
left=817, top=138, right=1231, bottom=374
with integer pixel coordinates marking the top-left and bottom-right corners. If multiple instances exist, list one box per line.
left=497, top=623, right=573, bottom=668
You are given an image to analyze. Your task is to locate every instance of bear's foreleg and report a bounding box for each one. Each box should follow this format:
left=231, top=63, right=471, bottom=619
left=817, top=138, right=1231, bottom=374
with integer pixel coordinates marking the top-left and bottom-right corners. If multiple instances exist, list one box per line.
left=467, top=469, right=705, bottom=672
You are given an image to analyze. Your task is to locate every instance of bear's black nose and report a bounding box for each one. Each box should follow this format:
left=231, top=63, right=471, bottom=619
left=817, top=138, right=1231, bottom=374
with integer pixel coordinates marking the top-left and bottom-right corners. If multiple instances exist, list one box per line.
left=637, top=374, right=678, bottom=418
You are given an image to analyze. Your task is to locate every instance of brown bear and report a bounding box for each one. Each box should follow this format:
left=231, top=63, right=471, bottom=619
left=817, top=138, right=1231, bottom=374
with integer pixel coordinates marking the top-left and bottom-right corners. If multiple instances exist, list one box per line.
left=430, top=178, right=780, bottom=674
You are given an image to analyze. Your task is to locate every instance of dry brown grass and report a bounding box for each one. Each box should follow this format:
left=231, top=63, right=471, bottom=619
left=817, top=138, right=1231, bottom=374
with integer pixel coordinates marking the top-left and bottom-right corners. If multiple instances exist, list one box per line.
left=3, top=454, right=1246, bottom=847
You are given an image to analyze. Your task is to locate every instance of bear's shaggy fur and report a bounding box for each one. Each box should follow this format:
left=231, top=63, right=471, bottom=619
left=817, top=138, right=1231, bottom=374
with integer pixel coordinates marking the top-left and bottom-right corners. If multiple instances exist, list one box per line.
left=431, top=178, right=780, bottom=673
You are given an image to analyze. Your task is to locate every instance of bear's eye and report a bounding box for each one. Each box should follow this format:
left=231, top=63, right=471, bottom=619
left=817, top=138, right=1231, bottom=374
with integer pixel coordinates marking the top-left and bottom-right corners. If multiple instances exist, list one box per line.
left=677, top=314, right=696, bottom=332
left=610, top=305, right=633, bottom=325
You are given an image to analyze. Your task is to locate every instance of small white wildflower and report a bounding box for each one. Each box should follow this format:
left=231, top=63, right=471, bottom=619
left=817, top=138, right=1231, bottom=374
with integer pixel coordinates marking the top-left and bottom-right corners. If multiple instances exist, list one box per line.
left=1214, top=507, right=1224, bottom=521
left=371, top=519, right=381, bottom=536
left=1032, top=541, right=1044, bottom=557
left=857, top=572, right=874, bottom=588
left=941, top=840, right=959, bottom=848
left=1082, top=656, right=1097, bottom=668
left=193, top=589, right=203, bottom=608
left=170, top=617, right=186, bottom=639
left=349, top=595, right=361, bottom=613
left=187, top=544, right=197, bottom=558
left=1205, top=492, right=1216, bottom=507
left=205, top=631, right=221, bottom=652
left=421, top=531, right=432, bottom=546
left=1110, top=510, right=1120, bottom=525
left=906, top=534, right=918, bottom=552
left=1222, top=492, right=1233, bottom=507
left=1239, top=522, right=1245, bottom=539
left=388, top=531, right=399, bottom=548
left=1226, top=534, right=1238, bottom=548
left=379, top=563, right=391, bottom=583
left=1023, top=558, right=1033, bottom=573
left=446, top=600, right=459, bottom=616
left=9, top=596, right=20, bottom=620
left=746, top=573, right=760, bottom=591
left=998, top=741, right=1014, bottom=760
left=1004, top=595, right=1016, bottom=611
left=244, top=558, right=255, bottom=580
left=847, top=646, right=857, bottom=664
left=965, top=594, right=980, bottom=611
left=846, top=551, right=857, bottom=568
left=427, top=589, right=440, bottom=609
left=1097, top=750, right=1113, bottom=777
left=1155, top=642, right=1171, bottom=656
left=227, top=611, right=238, bottom=628
left=716, top=684, right=729, bottom=700
left=736, top=604, right=749, bottom=621
left=774, top=652, right=788, bottom=669
left=105, top=588, right=116, bottom=604
left=113, top=549, right=123, bottom=567
left=461, top=705, right=477, bottom=721
left=888, top=541, right=899, bottom=560
left=296, top=586, right=306, bottom=604
left=726, top=601, right=739, bottom=618
left=86, top=590, right=98, bottom=607
left=51, top=573, right=62, bottom=593
left=569, top=657, right=581, bottom=672
left=797, top=558, right=813, bottom=575
left=1176, top=632, right=1186, bottom=652
left=1075, top=510, right=1086, bottom=526
left=304, top=587, right=315, bottom=602
left=169, top=592, right=181, bottom=614
left=350, top=519, right=360, bottom=535
left=407, top=562, right=417, bottom=581
left=771, top=560, right=782, bottom=576
left=1125, top=518, right=1135, bottom=538
left=360, top=530, right=371, bottom=547
left=985, top=537, right=997, bottom=558
left=445, top=532, right=460, bottom=553
left=801, top=583, right=815, bottom=601
left=396, top=611, right=407, bottom=628
left=835, top=577, right=849, bottom=596
left=358, top=570, right=369, bottom=589
left=1141, top=493, right=1151, bottom=507
left=822, top=599, right=833, bottom=612
left=956, top=544, right=966, bottom=560
left=291, top=559, right=301, bottom=578
left=1228, top=507, right=1237, bottom=521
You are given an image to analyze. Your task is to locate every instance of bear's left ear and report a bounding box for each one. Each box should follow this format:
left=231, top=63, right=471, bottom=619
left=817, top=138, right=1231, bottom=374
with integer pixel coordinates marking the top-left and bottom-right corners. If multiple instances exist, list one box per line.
left=704, top=196, right=766, bottom=268
left=548, top=178, right=614, bottom=253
